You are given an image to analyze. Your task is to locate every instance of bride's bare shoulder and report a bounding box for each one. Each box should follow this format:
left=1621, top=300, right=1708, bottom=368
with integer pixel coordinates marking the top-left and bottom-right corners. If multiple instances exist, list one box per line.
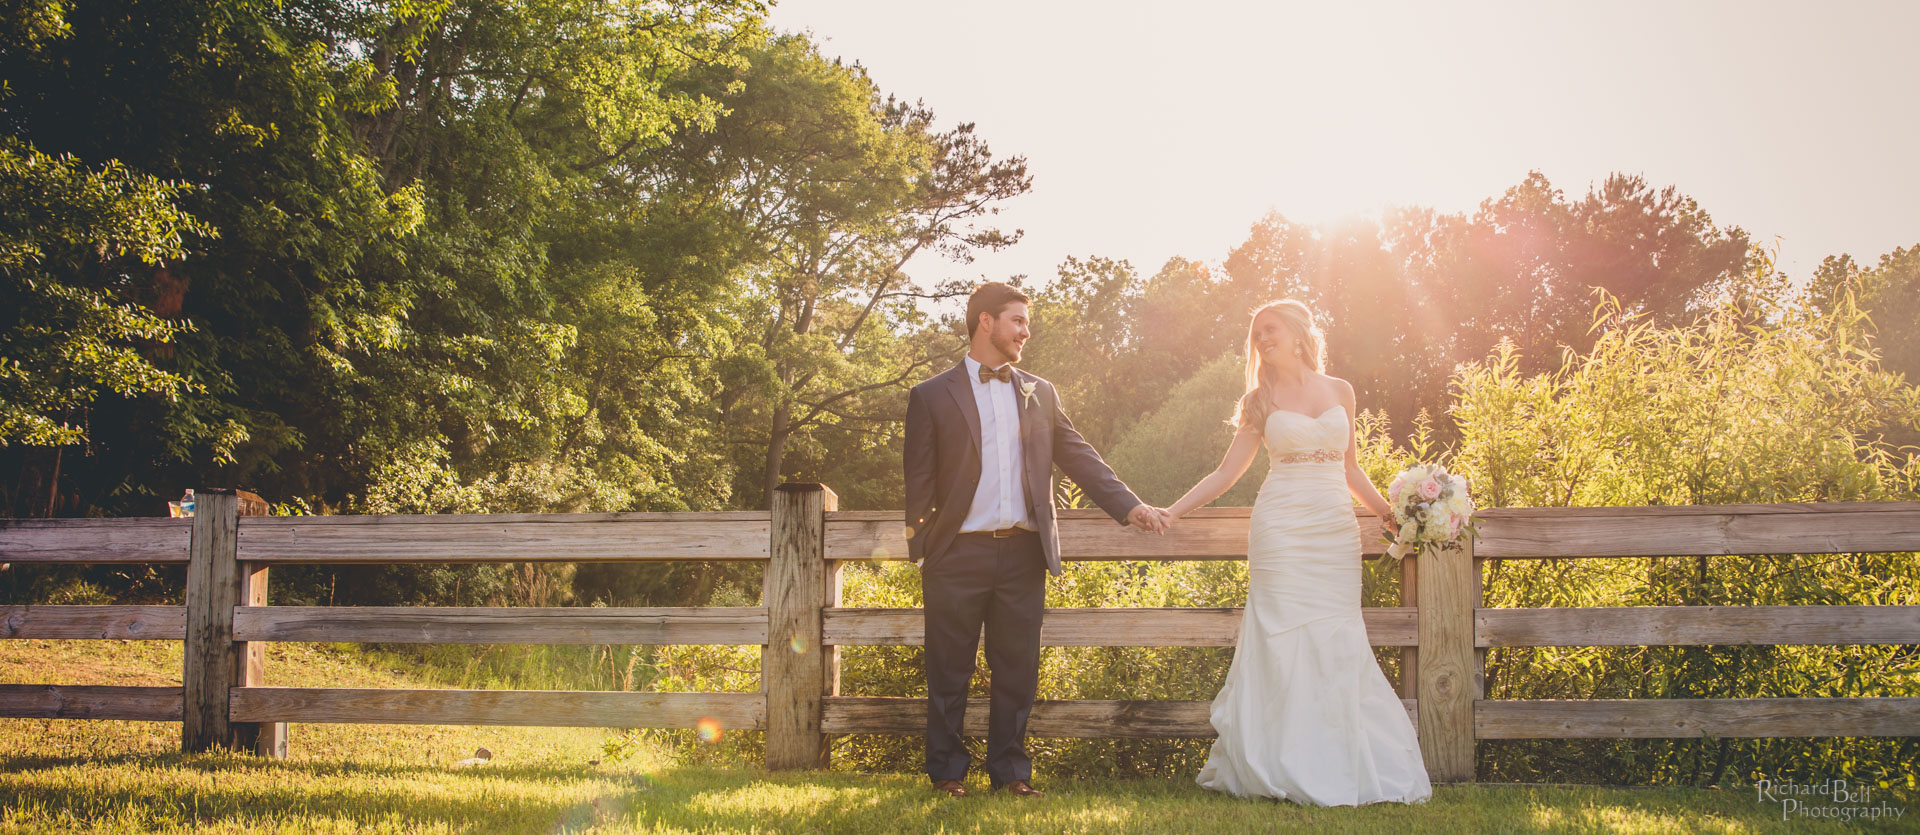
left=1311, top=371, right=1355, bottom=398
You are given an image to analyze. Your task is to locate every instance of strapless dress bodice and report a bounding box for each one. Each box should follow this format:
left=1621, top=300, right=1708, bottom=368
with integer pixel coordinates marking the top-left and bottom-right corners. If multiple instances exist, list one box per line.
left=1263, top=405, right=1348, bottom=462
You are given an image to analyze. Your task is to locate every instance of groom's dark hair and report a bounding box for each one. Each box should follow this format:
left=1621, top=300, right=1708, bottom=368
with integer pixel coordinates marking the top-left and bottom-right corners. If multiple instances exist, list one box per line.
left=966, top=282, right=1030, bottom=337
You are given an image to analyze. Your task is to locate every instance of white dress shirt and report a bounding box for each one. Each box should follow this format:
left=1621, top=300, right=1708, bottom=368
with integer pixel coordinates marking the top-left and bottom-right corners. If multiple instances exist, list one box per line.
left=959, top=355, right=1035, bottom=533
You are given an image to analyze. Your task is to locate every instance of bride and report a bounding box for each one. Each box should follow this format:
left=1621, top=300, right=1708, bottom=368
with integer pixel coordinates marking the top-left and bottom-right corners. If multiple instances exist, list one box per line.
left=1164, top=300, right=1432, bottom=805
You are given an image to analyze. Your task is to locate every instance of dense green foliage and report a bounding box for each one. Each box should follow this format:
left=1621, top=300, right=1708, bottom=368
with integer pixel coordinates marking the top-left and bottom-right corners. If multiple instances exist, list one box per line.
left=0, top=140, right=210, bottom=452
left=0, top=0, right=1023, bottom=609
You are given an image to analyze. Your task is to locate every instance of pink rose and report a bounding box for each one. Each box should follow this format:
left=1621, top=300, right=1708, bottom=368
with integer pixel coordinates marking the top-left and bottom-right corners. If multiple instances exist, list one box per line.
left=1388, top=481, right=1404, bottom=503
left=1418, top=479, right=1441, bottom=501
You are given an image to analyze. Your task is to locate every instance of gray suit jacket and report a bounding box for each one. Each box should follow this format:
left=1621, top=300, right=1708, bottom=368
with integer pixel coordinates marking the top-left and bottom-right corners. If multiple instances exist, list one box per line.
left=903, top=361, right=1143, bottom=576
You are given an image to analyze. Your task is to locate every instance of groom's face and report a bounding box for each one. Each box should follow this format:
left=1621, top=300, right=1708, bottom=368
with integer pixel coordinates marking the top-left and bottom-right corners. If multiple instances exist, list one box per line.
left=982, top=302, right=1031, bottom=364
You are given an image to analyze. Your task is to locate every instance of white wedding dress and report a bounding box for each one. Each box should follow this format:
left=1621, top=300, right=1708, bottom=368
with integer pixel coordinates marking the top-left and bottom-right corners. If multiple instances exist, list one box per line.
left=1195, top=405, right=1433, bottom=805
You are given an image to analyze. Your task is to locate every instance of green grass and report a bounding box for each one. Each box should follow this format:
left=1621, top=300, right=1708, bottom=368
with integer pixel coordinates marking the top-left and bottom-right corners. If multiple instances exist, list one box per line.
left=3, top=640, right=1914, bottom=833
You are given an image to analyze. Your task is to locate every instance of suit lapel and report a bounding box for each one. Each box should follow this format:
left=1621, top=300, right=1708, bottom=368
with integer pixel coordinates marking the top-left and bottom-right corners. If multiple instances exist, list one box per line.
left=943, top=363, right=982, bottom=453
left=1013, top=369, right=1045, bottom=509
left=1012, top=369, right=1037, bottom=457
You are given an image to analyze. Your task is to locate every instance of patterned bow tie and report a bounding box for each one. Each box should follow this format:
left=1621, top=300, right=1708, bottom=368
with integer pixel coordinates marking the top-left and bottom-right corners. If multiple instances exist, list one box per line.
left=978, top=364, right=1013, bottom=384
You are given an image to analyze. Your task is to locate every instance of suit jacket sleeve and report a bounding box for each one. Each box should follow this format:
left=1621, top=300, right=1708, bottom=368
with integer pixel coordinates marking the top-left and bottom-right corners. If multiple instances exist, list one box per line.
left=903, top=384, right=937, bottom=564
left=1048, top=384, right=1143, bottom=526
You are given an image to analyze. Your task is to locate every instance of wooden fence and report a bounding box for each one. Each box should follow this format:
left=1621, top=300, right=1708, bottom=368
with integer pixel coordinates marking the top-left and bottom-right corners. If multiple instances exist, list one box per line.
left=3, top=485, right=1918, bottom=781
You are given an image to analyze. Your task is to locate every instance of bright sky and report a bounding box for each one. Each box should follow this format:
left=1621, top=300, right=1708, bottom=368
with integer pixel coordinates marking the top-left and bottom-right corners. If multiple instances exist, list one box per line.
left=768, top=0, right=1920, bottom=289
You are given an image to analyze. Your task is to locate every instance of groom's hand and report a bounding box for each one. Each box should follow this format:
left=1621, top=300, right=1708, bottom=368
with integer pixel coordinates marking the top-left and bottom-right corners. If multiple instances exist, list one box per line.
left=1128, top=503, right=1169, bottom=535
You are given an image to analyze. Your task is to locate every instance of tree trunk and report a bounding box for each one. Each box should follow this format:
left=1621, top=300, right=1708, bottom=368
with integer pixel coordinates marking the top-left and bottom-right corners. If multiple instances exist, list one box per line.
left=763, top=401, right=790, bottom=507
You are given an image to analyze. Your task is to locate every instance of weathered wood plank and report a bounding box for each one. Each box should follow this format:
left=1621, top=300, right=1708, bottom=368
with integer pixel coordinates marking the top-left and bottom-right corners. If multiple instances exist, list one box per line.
left=1478, top=606, right=1920, bottom=647
left=182, top=490, right=241, bottom=753
left=231, top=606, right=769, bottom=645
left=826, top=508, right=1392, bottom=561
left=763, top=483, right=835, bottom=770
left=0, top=518, right=190, bottom=564
left=1474, top=502, right=1920, bottom=558
left=1415, top=539, right=1477, bottom=782
left=0, top=605, right=185, bottom=640
left=0, top=685, right=182, bottom=721
left=822, top=607, right=1418, bottom=647
left=1477, top=698, right=1920, bottom=739
left=10, top=502, right=1911, bottom=566
left=229, top=687, right=765, bottom=730
left=1476, top=502, right=1920, bottom=519
left=820, top=697, right=1418, bottom=737
left=236, top=514, right=770, bottom=563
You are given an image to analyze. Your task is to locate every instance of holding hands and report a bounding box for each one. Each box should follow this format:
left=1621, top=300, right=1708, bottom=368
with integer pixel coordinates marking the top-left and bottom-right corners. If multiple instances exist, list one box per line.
left=1128, top=503, right=1175, bottom=535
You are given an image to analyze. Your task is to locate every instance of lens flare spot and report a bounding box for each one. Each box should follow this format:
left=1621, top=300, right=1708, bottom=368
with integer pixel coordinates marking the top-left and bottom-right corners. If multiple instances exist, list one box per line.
left=871, top=545, right=891, bottom=559
left=789, top=634, right=809, bottom=654
left=695, top=717, right=723, bottom=744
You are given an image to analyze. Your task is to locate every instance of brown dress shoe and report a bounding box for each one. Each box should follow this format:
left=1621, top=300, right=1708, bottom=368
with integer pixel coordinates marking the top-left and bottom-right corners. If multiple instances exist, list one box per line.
left=1000, top=780, right=1045, bottom=797
left=932, top=779, right=968, bottom=798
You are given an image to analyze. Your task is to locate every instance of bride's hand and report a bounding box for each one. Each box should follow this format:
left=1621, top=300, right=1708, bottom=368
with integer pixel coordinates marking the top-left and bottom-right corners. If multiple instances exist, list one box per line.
left=1128, top=503, right=1170, bottom=535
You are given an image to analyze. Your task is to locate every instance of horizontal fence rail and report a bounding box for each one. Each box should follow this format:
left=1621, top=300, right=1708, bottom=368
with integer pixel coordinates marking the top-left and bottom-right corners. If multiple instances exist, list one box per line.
left=1470, top=502, right=1920, bottom=558
left=229, top=688, right=765, bottom=730
left=230, top=606, right=769, bottom=645
left=822, top=607, right=1419, bottom=647
left=4, top=492, right=1918, bottom=783
left=1478, top=605, right=1920, bottom=647
left=1474, top=698, right=1920, bottom=739
left=237, top=512, right=775, bottom=563
left=0, top=684, right=183, bottom=721
left=826, top=507, right=1394, bottom=560
left=819, top=697, right=1420, bottom=738
left=0, top=518, right=190, bottom=564
left=2, top=605, right=186, bottom=640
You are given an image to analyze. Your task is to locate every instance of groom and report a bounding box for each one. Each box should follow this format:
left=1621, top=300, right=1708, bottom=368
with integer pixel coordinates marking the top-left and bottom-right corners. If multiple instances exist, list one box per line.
left=904, top=281, right=1168, bottom=798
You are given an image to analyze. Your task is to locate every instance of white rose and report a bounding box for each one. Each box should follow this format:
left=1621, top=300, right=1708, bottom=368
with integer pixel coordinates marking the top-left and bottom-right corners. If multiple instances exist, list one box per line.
left=1448, top=493, right=1471, bottom=515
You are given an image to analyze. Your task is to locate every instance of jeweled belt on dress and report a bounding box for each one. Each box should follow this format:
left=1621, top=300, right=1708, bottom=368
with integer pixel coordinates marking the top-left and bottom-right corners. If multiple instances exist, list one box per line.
left=1270, top=448, right=1343, bottom=464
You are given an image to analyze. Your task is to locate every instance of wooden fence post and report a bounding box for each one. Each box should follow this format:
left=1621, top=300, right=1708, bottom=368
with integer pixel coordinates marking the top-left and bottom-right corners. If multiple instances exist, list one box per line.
left=1414, top=536, right=1477, bottom=782
left=183, top=489, right=239, bottom=753
left=1398, top=555, right=1418, bottom=700
left=1473, top=552, right=1486, bottom=710
left=234, top=490, right=285, bottom=758
left=182, top=489, right=282, bottom=756
left=764, top=482, right=837, bottom=770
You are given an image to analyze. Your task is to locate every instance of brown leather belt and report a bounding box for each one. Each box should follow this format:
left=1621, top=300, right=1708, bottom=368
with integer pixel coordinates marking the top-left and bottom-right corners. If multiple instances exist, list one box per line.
left=962, top=526, right=1033, bottom=539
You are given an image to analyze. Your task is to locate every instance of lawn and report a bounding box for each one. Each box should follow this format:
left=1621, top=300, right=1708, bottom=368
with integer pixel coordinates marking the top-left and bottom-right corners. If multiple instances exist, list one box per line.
left=2, top=640, right=1912, bottom=833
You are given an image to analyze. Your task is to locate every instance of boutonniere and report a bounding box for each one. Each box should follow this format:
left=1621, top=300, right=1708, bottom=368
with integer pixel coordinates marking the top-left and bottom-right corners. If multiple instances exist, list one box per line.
left=1018, top=380, right=1037, bottom=409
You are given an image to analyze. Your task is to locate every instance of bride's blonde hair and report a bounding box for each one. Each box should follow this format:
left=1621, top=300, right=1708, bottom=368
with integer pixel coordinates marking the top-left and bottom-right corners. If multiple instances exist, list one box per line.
left=1230, top=299, right=1326, bottom=431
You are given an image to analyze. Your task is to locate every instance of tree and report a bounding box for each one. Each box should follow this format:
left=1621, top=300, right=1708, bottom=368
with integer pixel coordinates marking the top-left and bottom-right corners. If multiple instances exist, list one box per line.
left=0, top=140, right=211, bottom=514
left=1810, top=246, right=1920, bottom=382
left=1019, top=255, right=1147, bottom=450
left=1403, top=172, right=1750, bottom=378
left=319, top=0, right=765, bottom=515
left=668, top=36, right=1030, bottom=506
left=1807, top=245, right=1920, bottom=453
left=1218, top=172, right=1752, bottom=441
left=0, top=0, right=767, bottom=521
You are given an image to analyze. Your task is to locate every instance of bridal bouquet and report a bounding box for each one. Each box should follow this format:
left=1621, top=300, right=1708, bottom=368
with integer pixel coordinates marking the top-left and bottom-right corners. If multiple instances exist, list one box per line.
left=1383, top=463, right=1476, bottom=561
